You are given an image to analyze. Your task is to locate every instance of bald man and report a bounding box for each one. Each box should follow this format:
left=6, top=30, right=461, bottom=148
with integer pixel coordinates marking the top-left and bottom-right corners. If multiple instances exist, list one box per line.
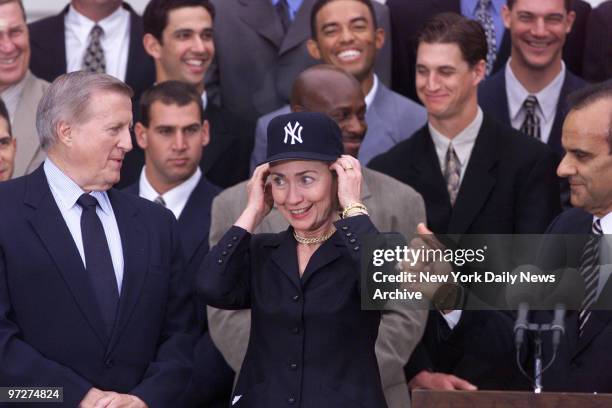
left=207, top=64, right=427, bottom=408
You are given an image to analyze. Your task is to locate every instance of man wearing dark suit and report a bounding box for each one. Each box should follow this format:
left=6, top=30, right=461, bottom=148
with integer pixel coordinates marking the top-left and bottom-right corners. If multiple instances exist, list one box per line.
left=124, top=81, right=232, bottom=408
left=583, top=0, right=612, bottom=83
left=0, top=72, right=194, bottom=407
left=0, top=100, right=16, bottom=182
left=479, top=0, right=586, bottom=161
left=249, top=0, right=426, bottom=170
left=537, top=80, right=612, bottom=392
left=119, top=0, right=252, bottom=189
left=369, top=13, right=560, bottom=390
left=28, top=1, right=155, bottom=101
left=387, top=0, right=591, bottom=103
left=207, top=0, right=393, bottom=122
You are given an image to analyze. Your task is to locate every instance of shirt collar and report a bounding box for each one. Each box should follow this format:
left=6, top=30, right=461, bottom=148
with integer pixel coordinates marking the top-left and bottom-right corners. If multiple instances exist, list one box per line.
left=505, top=59, right=566, bottom=123
left=202, top=91, right=208, bottom=111
left=364, top=74, right=379, bottom=111
left=597, top=213, right=612, bottom=234
left=139, top=166, right=202, bottom=218
left=66, top=4, right=129, bottom=46
left=43, top=158, right=112, bottom=215
left=429, top=107, right=483, bottom=167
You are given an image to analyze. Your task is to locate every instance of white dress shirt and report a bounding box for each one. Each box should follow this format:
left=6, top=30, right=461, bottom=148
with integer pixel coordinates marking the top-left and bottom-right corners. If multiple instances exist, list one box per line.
left=44, top=159, right=124, bottom=293
left=64, top=5, right=130, bottom=82
left=364, top=74, right=379, bottom=111
left=138, top=167, right=202, bottom=220
left=429, top=107, right=484, bottom=184
left=0, top=73, right=27, bottom=123
left=595, top=213, right=612, bottom=299
left=505, top=60, right=566, bottom=144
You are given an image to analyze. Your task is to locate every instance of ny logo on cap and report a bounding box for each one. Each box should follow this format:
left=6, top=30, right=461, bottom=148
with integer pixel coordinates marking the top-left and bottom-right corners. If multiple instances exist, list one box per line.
left=283, top=121, right=303, bottom=145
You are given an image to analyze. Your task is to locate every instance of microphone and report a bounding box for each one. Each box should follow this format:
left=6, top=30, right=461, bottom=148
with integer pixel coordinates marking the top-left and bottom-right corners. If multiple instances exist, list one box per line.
left=514, top=302, right=529, bottom=349
left=551, top=303, right=566, bottom=352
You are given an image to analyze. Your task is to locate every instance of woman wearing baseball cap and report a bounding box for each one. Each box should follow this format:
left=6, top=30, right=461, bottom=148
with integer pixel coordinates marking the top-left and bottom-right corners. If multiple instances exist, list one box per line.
left=198, top=111, right=387, bottom=407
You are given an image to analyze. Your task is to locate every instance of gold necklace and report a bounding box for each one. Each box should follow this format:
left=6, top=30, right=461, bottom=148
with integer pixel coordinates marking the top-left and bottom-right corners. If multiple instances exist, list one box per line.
left=293, top=228, right=336, bottom=245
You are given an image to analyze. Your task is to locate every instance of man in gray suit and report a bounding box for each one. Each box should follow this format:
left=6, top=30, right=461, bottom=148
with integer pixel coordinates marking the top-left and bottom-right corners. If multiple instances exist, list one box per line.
left=208, top=64, right=427, bottom=408
left=250, top=0, right=426, bottom=171
left=207, top=0, right=392, bottom=123
left=0, top=0, right=49, bottom=178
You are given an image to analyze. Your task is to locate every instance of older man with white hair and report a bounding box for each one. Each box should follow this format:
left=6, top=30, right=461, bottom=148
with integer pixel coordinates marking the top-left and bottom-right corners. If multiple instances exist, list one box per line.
left=0, top=71, right=195, bottom=408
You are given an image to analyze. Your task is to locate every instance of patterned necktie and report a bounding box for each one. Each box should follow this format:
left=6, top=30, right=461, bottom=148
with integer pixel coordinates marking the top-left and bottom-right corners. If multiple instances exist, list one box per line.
left=578, top=219, right=603, bottom=337
left=475, top=0, right=497, bottom=76
left=154, top=196, right=166, bottom=207
left=77, top=193, right=118, bottom=337
left=520, top=95, right=541, bottom=140
left=82, top=24, right=106, bottom=73
left=275, top=0, right=291, bottom=34
left=444, top=144, right=461, bottom=206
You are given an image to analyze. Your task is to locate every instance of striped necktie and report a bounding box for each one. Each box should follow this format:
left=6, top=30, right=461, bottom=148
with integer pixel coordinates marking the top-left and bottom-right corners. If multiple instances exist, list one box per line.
left=578, top=219, right=603, bottom=337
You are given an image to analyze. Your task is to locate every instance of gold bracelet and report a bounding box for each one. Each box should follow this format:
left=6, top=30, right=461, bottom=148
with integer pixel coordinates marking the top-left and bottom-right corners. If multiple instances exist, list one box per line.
left=342, top=202, right=368, bottom=219
left=344, top=208, right=369, bottom=218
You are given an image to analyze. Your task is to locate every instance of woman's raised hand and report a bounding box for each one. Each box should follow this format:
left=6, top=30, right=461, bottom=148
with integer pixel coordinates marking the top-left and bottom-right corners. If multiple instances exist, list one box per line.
left=330, top=155, right=362, bottom=210
left=235, top=163, right=274, bottom=233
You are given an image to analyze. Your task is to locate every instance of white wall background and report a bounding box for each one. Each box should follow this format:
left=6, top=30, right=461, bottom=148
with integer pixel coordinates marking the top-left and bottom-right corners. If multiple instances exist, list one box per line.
left=23, top=0, right=609, bottom=22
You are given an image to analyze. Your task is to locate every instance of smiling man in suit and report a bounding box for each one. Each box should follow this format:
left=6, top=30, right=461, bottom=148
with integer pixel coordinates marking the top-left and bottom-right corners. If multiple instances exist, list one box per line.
left=0, top=100, right=16, bottom=182
left=387, top=0, right=591, bottom=103
left=369, top=12, right=560, bottom=391
left=0, top=0, right=49, bottom=178
left=478, top=0, right=586, bottom=161
left=207, top=0, right=392, bottom=123
left=119, top=0, right=252, bottom=189
left=250, top=0, right=426, bottom=170
left=0, top=72, right=194, bottom=407
left=28, top=0, right=155, bottom=101
left=124, top=80, right=233, bottom=407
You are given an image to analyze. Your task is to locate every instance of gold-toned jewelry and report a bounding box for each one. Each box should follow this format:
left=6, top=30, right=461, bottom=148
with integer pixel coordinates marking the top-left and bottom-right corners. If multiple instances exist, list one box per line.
left=341, top=202, right=368, bottom=219
left=344, top=207, right=369, bottom=218
left=344, top=164, right=354, bottom=170
left=293, top=228, right=336, bottom=245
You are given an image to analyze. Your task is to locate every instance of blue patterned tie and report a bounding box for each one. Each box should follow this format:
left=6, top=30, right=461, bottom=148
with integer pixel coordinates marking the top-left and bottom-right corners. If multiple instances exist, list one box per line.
left=475, top=0, right=497, bottom=76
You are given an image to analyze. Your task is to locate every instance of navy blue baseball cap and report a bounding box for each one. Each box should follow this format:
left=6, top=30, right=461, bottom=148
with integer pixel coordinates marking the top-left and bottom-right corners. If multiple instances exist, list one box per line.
left=261, top=111, right=343, bottom=165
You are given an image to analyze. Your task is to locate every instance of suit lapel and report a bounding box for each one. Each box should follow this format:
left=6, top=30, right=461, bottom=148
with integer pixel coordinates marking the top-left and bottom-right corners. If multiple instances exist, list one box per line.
left=105, top=189, right=148, bottom=355
left=279, top=0, right=315, bottom=55
left=447, top=116, right=498, bottom=234
left=548, top=72, right=585, bottom=158
left=573, top=310, right=612, bottom=359
left=269, top=230, right=302, bottom=290
left=25, top=167, right=109, bottom=346
left=300, top=235, right=343, bottom=286
left=366, top=85, right=399, bottom=144
left=41, top=7, right=68, bottom=78
left=238, top=0, right=285, bottom=49
left=178, top=178, right=214, bottom=265
left=487, top=70, right=511, bottom=126
left=201, top=104, right=236, bottom=175
left=12, top=73, right=43, bottom=177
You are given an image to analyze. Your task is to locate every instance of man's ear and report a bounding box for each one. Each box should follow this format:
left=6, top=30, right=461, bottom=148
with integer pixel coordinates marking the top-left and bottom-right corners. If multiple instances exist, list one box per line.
left=306, top=39, right=322, bottom=60
left=472, top=60, right=487, bottom=86
left=501, top=5, right=512, bottom=29
left=143, top=33, right=162, bottom=59
left=134, top=122, right=149, bottom=149
left=201, top=120, right=210, bottom=147
left=374, top=27, right=385, bottom=51
left=56, top=121, right=73, bottom=147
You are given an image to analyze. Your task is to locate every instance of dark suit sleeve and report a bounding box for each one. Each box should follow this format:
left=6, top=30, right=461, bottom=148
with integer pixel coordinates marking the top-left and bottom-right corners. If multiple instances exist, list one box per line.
left=130, top=215, right=197, bottom=406
left=0, top=250, right=92, bottom=406
left=197, top=226, right=252, bottom=309
left=515, top=148, right=562, bottom=234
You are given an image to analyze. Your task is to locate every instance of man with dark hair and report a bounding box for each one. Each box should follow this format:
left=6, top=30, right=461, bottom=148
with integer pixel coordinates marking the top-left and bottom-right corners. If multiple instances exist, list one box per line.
left=208, top=64, right=428, bottom=408
left=250, top=0, right=426, bottom=170
left=0, top=71, right=194, bottom=408
left=119, top=0, right=252, bottom=189
left=0, top=0, right=49, bottom=178
left=0, top=99, right=16, bottom=182
left=124, top=80, right=232, bottom=407
left=387, top=0, right=591, bottom=103
left=206, top=0, right=392, bottom=122
left=369, top=12, right=560, bottom=390
left=28, top=0, right=155, bottom=100
left=538, top=80, right=612, bottom=393
left=479, top=0, right=586, bottom=162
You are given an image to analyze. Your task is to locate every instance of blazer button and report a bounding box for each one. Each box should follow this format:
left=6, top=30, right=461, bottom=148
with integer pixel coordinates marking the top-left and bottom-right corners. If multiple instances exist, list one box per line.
left=288, top=397, right=296, bottom=404
left=349, top=238, right=356, bottom=244
left=227, top=243, right=233, bottom=248
left=341, top=226, right=348, bottom=231
left=345, top=232, right=353, bottom=237
left=217, top=259, right=223, bottom=264
left=353, top=246, right=360, bottom=251
left=290, top=363, right=298, bottom=370
left=292, top=294, right=300, bottom=301
left=222, top=250, right=228, bottom=256
left=232, top=236, right=238, bottom=241
left=292, top=327, right=300, bottom=334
